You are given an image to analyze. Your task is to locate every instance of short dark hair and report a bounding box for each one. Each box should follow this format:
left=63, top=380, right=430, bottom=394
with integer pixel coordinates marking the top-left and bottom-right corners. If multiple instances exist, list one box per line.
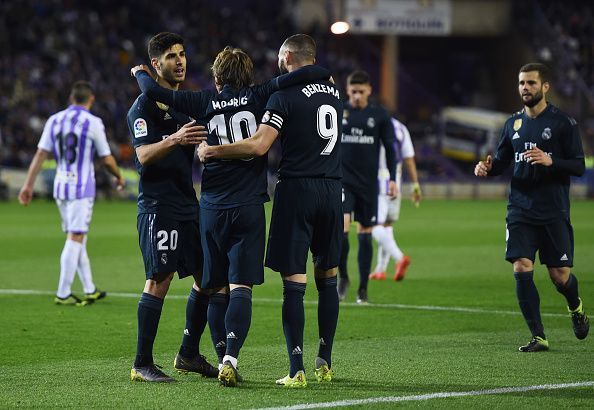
left=148, top=32, right=184, bottom=59
left=281, top=34, right=316, bottom=62
left=519, top=63, right=551, bottom=84
left=70, top=81, right=94, bottom=104
left=211, top=46, right=253, bottom=89
left=347, top=70, right=370, bottom=85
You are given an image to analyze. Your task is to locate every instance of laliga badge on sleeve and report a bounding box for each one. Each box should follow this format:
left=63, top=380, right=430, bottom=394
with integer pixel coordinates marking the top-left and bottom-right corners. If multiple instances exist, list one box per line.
left=513, top=119, right=522, bottom=131
left=134, top=118, right=148, bottom=138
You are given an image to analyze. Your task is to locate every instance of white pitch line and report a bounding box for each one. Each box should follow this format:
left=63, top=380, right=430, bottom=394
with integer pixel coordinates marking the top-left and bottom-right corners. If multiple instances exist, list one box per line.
left=0, top=289, right=567, bottom=317
left=254, top=381, right=594, bottom=410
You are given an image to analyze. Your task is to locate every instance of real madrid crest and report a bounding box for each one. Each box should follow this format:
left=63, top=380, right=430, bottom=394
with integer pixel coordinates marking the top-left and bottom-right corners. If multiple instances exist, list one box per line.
left=513, top=119, right=522, bottom=131
left=367, top=117, right=375, bottom=128
left=541, top=127, right=552, bottom=140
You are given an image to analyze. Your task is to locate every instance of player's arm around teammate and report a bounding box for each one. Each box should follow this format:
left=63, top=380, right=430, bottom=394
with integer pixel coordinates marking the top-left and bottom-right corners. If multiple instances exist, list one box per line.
left=201, top=34, right=342, bottom=386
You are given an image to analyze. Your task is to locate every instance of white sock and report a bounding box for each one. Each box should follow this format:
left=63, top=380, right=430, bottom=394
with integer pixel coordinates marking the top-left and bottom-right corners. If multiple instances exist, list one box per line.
left=76, top=237, right=95, bottom=294
left=379, top=246, right=390, bottom=272
left=372, top=226, right=403, bottom=265
left=222, top=355, right=238, bottom=369
left=374, top=244, right=389, bottom=273
left=57, top=239, right=83, bottom=298
left=384, top=226, right=404, bottom=262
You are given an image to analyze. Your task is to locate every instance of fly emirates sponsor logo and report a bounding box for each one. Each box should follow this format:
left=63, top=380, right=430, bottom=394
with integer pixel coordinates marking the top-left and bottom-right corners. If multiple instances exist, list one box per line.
left=515, top=142, right=551, bottom=163
left=342, top=127, right=374, bottom=144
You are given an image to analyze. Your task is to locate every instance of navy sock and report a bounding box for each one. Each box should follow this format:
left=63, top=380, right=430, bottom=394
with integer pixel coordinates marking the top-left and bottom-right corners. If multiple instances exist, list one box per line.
left=282, top=280, right=306, bottom=377
left=208, top=292, right=229, bottom=364
left=135, top=292, right=164, bottom=367
left=338, top=232, right=350, bottom=280
left=357, top=233, right=372, bottom=291
left=316, top=276, right=339, bottom=368
left=179, top=288, right=209, bottom=358
left=225, top=287, right=252, bottom=359
left=514, top=271, right=545, bottom=338
left=555, top=273, right=580, bottom=311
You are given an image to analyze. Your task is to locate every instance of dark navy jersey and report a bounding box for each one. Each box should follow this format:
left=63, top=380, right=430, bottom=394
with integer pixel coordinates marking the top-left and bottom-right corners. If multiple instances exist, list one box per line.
left=127, top=94, right=198, bottom=220
left=135, top=66, right=330, bottom=209
left=260, top=79, right=343, bottom=180
left=489, top=103, right=585, bottom=224
left=340, top=102, right=396, bottom=194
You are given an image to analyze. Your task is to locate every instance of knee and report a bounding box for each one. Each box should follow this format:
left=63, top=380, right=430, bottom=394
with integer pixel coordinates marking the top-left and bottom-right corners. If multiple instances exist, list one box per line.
left=358, top=225, right=372, bottom=234
left=145, top=273, right=174, bottom=297
left=371, top=225, right=383, bottom=240
left=513, top=258, right=533, bottom=273
left=314, top=267, right=337, bottom=279
left=548, top=267, right=570, bottom=286
left=68, top=232, right=85, bottom=243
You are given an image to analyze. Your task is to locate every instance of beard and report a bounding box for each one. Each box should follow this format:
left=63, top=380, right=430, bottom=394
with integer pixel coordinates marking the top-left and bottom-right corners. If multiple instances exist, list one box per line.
left=163, top=72, right=184, bottom=84
left=522, top=89, right=543, bottom=108
left=278, top=60, right=288, bottom=74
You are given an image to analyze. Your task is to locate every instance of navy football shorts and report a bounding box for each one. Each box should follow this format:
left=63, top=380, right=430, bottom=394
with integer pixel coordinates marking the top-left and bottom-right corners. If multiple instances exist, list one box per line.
left=266, top=178, right=343, bottom=273
left=505, top=219, right=574, bottom=267
left=137, top=213, right=203, bottom=280
left=200, top=204, right=265, bottom=289
left=342, top=186, right=378, bottom=228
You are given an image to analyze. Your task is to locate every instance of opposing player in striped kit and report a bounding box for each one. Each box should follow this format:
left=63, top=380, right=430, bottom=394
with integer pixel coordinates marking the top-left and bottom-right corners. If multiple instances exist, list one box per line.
left=369, top=117, right=422, bottom=281
left=19, top=81, right=125, bottom=306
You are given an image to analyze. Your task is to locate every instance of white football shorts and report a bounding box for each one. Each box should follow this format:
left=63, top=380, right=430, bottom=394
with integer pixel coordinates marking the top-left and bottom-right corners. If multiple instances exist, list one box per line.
left=377, top=194, right=401, bottom=224
left=56, top=197, right=94, bottom=233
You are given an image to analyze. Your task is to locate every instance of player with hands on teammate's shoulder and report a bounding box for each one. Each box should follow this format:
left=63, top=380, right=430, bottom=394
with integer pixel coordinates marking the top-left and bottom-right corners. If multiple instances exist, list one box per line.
left=169, top=120, right=207, bottom=146
left=130, top=64, right=207, bottom=146
left=130, top=64, right=154, bottom=79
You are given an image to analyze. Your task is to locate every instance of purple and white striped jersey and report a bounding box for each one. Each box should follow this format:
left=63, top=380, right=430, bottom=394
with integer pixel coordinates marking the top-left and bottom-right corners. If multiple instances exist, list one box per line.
left=38, top=105, right=111, bottom=200
left=378, top=118, right=415, bottom=195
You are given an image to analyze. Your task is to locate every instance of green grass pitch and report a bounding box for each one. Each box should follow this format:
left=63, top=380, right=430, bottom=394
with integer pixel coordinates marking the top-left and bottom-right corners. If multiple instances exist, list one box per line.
left=0, top=199, right=592, bottom=408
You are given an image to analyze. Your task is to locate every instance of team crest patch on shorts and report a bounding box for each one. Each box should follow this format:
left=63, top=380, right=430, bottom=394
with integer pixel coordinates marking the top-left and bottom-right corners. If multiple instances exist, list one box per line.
left=161, top=253, right=168, bottom=265
left=134, top=118, right=148, bottom=138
